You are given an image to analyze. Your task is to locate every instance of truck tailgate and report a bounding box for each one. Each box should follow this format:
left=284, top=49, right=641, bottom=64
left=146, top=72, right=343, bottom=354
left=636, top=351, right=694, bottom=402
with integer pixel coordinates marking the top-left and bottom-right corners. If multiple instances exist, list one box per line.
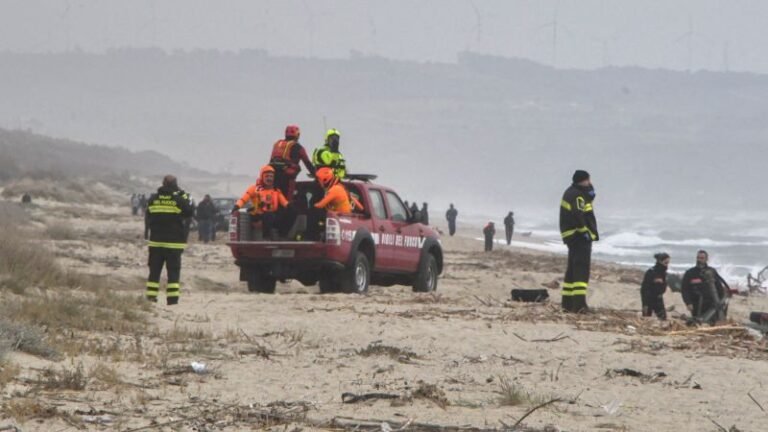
left=227, top=241, right=327, bottom=260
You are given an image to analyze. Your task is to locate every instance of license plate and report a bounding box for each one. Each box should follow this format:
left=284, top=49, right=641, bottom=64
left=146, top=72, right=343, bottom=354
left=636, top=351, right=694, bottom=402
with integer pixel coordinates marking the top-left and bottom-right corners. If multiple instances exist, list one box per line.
left=271, top=249, right=295, bottom=258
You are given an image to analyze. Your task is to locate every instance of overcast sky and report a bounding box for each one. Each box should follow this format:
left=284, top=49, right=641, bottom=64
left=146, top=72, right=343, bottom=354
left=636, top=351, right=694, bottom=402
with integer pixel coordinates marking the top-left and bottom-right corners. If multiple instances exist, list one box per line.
left=1, top=0, right=767, bottom=73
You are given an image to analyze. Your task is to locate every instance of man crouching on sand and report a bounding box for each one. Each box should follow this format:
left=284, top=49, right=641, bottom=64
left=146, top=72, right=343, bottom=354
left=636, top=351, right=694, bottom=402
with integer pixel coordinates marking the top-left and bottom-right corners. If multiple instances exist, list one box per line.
left=144, top=175, right=194, bottom=305
left=559, top=170, right=599, bottom=313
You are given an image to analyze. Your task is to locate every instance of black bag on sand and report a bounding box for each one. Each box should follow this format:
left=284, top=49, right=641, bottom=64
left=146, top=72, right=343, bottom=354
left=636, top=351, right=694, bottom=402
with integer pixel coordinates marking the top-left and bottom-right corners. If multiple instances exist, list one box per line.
left=511, top=289, right=549, bottom=303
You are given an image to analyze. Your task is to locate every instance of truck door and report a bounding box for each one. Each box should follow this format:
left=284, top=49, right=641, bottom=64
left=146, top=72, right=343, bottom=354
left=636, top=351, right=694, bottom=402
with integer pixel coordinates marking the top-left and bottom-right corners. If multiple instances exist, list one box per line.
left=384, top=191, right=420, bottom=272
left=367, top=189, right=397, bottom=271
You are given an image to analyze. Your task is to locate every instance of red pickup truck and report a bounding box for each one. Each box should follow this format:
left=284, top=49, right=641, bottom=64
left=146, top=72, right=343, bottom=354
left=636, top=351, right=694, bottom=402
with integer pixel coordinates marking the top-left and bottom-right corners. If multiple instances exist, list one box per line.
left=227, top=179, right=443, bottom=294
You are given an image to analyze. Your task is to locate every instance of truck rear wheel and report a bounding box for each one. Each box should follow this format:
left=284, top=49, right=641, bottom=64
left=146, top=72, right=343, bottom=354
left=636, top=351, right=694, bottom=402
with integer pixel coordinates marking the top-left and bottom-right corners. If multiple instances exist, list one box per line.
left=413, top=254, right=438, bottom=293
left=340, top=251, right=370, bottom=294
left=247, top=270, right=277, bottom=294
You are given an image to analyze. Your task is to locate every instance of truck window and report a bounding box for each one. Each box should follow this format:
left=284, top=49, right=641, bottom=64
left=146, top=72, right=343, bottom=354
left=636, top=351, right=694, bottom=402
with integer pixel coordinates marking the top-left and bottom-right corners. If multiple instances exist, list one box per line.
left=368, top=189, right=387, bottom=219
left=385, top=191, right=408, bottom=223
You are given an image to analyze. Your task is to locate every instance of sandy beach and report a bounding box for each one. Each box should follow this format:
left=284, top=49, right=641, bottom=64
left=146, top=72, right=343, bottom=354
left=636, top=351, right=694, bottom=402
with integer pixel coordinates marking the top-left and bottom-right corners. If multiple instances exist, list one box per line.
left=2, top=195, right=768, bottom=432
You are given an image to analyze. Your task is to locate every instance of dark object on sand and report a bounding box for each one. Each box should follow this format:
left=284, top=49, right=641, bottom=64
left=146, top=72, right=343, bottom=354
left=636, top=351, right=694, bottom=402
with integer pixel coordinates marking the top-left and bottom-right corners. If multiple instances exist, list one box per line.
left=749, top=312, right=768, bottom=325
left=341, top=392, right=400, bottom=404
left=511, top=289, right=549, bottom=303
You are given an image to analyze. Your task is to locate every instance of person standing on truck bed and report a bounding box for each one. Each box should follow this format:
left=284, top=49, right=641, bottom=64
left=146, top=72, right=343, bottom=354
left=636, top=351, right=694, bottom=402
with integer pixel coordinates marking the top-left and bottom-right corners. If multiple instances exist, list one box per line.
left=144, top=175, right=194, bottom=305
left=314, top=167, right=363, bottom=214
left=560, top=170, right=599, bottom=313
left=232, top=165, right=290, bottom=240
left=312, top=128, right=346, bottom=179
left=270, top=124, right=315, bottom=199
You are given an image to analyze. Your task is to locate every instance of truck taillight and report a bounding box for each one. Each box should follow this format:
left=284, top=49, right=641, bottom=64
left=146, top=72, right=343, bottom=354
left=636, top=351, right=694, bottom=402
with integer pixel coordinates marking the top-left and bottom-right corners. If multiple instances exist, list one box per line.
left=325, top=217, right=340, bottom=245
left=229, top=212, right=239, bottom=242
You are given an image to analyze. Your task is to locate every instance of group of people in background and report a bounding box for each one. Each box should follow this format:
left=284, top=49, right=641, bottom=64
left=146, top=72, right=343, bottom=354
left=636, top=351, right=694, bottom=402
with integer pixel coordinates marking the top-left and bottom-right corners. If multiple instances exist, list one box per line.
left=232, top=125, right=362, bottom=240
left=558, top=169, right=730, bottom=324
left=481, top=212, right=515, bottom=252
left=404, top=201, right=430, bottom=225
left=130, top=193, right=149, bottom=216
left=640, top=250, right=731, bottom=324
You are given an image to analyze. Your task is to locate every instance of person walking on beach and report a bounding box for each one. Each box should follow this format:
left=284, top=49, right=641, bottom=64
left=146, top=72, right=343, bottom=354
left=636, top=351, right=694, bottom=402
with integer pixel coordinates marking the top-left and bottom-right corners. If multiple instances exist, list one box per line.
left=641, top=253, right=670, bottom=320
left=559, top=170, right=599, bottom=313
left=503, top=211, right=515, bottom=245
left=483, top=222, right=495, bottom=252
left=446, top=204, right=458, bottom=236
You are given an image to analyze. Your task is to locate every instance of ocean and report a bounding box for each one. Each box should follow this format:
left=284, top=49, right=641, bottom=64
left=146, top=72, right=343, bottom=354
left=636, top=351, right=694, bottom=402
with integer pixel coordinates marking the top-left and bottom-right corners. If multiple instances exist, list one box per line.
left=468, top=210, right=768, bottom=288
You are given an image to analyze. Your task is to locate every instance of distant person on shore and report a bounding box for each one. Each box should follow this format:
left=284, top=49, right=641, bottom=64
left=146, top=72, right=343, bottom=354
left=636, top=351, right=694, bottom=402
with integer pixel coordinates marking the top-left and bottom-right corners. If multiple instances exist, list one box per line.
left=409, top=202, right=420, bottom=222
left=445, top=204, right=458, bottom=236
left=21, top=193, right=32, bottom=205
left=144, top=175, right=194, bottom=306
left=504, top=211, right=515, bottom=245
left=641, top=252, right=670, bottom=320
left=139, top=194, right=148, bottom=212
left=559, top=170, right=599, bottom=313
left=682, top=250, right=730, bottom=324
left=195, top=195, right=217, bottom=243
left=483, top=222, right=495, bottom=252
left=130, top=193, right=140, bottom=215
left=421, top=202, right=429, bottom=225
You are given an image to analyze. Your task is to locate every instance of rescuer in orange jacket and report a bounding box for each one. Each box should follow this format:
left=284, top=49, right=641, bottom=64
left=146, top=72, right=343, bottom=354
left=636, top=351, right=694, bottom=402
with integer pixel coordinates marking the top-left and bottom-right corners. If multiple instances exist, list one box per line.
left=232, top=165, right=289, bottom=239
left=314, top=167, right=363, bottom=214
left=269, top=124, right=315, bottom=199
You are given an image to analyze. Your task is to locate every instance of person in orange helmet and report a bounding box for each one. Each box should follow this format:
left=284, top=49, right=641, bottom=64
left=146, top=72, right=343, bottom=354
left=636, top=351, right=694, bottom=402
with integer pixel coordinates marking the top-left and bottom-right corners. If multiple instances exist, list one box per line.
left=232, top=165, right=289, bottom=239
left=269, top=124, right=315, bottom=199
left=313, top=167, right=363, bottom=214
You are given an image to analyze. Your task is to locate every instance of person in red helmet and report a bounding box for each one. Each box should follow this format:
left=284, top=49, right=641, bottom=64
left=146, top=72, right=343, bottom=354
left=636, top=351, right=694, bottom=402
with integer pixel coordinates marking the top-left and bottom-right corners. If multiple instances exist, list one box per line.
left=269, top=124, right=315, bottom=199
left=313, top=167, right=363, bottom=214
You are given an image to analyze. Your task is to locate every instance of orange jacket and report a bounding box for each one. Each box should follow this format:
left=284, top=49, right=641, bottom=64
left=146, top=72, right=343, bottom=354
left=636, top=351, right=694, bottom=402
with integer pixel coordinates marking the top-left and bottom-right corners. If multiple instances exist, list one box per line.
left=237, top=185, right=288, bottom=215
left=314, top=183, right=364, bottom=214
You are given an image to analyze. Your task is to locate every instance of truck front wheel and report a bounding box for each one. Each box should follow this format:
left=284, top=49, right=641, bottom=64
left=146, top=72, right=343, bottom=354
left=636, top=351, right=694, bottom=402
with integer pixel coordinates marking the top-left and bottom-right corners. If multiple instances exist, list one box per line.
left=340, top=251, right=370, bottom=294
left=247, top=270, right=277, bottom=294
left=413, top=254, right=438, bottom=293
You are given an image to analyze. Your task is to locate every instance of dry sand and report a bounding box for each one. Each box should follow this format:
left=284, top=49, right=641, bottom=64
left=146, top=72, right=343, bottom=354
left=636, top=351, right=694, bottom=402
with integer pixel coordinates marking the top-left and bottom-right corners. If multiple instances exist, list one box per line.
left=3, top=198, right=768, bottom=432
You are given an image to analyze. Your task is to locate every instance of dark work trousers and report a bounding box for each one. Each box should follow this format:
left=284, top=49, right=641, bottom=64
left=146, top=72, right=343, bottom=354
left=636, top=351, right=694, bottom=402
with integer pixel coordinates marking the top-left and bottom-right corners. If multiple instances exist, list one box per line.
left=641, top=292, right=667, bottom=320
left=272, top=166, right=297, bottom=201
left=448, top=220, right=456, bottom=236
left=253, top=212, right=278, bottom=239
left=484, top=235, right=494, bottom=252
left=505, top=226, right=514, bottom=245
left=198, top=219, right=213, bottom=243
left=146, top=247, right=183, bottom=305
left=562, top=237, right=592, bottom=312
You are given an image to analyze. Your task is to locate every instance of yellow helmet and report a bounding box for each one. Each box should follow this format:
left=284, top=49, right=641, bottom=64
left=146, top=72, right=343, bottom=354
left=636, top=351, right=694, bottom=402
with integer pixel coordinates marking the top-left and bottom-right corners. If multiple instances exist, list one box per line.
left=325, top=128, right=341, bottom=140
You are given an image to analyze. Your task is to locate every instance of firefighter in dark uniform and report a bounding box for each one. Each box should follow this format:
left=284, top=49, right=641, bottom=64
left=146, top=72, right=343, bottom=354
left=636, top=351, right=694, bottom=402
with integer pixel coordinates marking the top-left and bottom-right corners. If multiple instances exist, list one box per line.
left=559, top=170, right=599, bottom=313
left=681, top=250, right=730, bottom=324
left=641, top=253, right=670, bottom=320
left=144, top=175, right=194, bottom=305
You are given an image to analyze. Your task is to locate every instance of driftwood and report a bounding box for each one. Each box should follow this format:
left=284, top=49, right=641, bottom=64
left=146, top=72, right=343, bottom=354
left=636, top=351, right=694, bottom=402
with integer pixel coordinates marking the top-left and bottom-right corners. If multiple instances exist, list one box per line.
left=330, top=416, right=553, bottom=431
left=668, top=325, right=744, bottom=336
left=511, top=398, right=562, bottom=429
